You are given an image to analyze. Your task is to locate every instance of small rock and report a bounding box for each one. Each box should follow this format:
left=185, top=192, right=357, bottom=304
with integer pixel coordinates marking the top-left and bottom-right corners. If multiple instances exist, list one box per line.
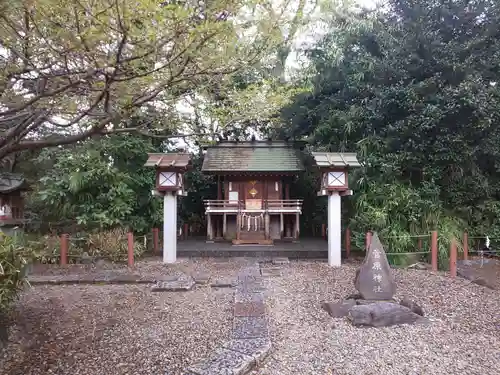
left=400, top=297, right=425, bottom=316
left=321, top=299, right=356, bottom=318
left=407, top=262, right=428, bottom=270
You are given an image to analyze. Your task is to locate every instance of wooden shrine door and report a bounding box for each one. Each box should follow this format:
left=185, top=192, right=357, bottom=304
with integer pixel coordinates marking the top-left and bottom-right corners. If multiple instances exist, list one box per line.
left=244, top=180, right=263, bottom=209
left=239, top=180, right=266, bottom=243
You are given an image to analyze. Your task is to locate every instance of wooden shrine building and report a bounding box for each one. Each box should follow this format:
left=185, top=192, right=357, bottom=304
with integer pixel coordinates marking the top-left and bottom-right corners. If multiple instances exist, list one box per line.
left=202, top=140, right=304, bottom=245
left=0, top=173, right=28, bottom=234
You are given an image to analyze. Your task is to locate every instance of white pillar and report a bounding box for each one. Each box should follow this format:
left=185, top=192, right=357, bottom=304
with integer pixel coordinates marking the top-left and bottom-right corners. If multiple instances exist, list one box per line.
left=328, top=191, right=342, bottom=267
left=163, top=192, right=177, bottom=263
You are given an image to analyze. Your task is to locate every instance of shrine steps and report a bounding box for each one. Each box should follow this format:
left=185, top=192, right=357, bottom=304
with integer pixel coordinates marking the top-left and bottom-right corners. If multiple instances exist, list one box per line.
left=232, top=239, right=274, bottom=245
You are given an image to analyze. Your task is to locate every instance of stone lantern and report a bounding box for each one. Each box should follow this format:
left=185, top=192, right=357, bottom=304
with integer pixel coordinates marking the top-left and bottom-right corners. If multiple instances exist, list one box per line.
left=312, top=152, right=360, bottom=267
left=145, top=153, right=192, bottom=263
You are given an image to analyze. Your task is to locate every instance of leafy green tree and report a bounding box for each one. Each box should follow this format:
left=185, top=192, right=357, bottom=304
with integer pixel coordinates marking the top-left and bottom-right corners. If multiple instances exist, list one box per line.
left=278, top=0, right=500, bottom=259
left=28, top=134, right=162, bottom=233
left=0, top=0, right=293, bottom=158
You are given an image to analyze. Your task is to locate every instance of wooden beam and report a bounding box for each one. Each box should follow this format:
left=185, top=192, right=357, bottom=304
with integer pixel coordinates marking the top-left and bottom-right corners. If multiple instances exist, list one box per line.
left=280, top=213, right=284, bottom=239
left=265, top=213, right=270, bottom=240
left=207, top=214, right=213, bottom=240
left=223, top=213, right=227, bottom=239
left=295, top=212, right=300, bottom=240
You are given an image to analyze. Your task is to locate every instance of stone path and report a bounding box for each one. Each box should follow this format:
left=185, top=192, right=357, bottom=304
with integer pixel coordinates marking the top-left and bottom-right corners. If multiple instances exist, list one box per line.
left=181, top=258, right=288, bottom=375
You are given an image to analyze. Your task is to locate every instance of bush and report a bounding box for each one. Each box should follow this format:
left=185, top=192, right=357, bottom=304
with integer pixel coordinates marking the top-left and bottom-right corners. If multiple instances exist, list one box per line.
left=86, top=228, right=146, bottom=262
left=0, top=234, right=29, bottom=311
left=0, top=232, right=31, bottom=348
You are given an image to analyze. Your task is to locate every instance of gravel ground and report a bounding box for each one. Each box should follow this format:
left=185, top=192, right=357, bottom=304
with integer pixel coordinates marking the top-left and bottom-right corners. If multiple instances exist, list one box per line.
left=250, top=260, right=500, bottom=375
left=29, top=256, right=250, bottom=280
left=0, top=258, right=255, bottom=375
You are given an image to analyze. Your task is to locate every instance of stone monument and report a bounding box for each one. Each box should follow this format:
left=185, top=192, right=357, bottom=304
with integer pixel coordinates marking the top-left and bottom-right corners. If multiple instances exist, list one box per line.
left=354, top=231, right=396, bottom=300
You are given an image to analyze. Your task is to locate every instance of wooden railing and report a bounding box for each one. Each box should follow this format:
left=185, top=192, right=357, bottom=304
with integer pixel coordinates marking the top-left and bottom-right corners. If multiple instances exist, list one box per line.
left=204, top=199, right=302, bottom=213
left=204, top=200, right=242, bottom=213
left=266, top=199, right=303, bottom=212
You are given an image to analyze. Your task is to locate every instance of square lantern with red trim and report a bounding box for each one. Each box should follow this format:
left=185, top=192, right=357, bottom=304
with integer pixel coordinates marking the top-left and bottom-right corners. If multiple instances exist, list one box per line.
left=144, top=153, right=192, bottom=193
left=311, top=152, right=360, bottom=195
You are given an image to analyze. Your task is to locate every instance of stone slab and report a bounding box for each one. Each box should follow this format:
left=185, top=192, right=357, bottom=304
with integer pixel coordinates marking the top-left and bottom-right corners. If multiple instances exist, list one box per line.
left=238, top=268, right=261, bottom=278
left=235, top=280, right=266, bottom=293
left=272, top=257, right=289, bottom=265
left=234, top=291, right=265, bottom=304
left=211, top=279, right=237, bottom=288
left=234, top=301, right=266, bottom=317
left=232, top=317, right=269, bottom=339
left=186, top=347, right=254, bottom=375
left=28, top=275, right=81, bottom=285
left=260, top=267, right=283, bottom=277
left=221, top=338, right=271, bottom=364
left=192, top=272, right=211, bottom=285
left=151, top=280, right=194, bottom=292
left=155, top=275, right=180, bottom=282
left=237, top=274, right=260, bottom=283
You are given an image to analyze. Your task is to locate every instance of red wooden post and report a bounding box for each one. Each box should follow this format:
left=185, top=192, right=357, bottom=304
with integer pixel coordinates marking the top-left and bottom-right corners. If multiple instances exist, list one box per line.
left=450, top=238, right=457, bottom=278
left=463, top=232, right=468, bottom=260
left=417, top=238, right=422, bottom=249
left=152, top=228, right=159, bottom=254
left=431, top=231, right=438, bottom=271
left=60, top=234, right=68, bottom=266
left=321, top=224, right=326, bottom=240
left=183, top=223, right=189, bottom=240
left=345, top=228, right=351, bottom=258
left=127, top=232, right=134, bottom=268
left=365, top=231, right=372, bottom=250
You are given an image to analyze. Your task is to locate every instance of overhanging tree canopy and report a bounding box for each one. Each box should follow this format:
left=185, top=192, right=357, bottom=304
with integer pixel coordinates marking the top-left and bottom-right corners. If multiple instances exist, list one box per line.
left=0, top=0, right=293, bottom=158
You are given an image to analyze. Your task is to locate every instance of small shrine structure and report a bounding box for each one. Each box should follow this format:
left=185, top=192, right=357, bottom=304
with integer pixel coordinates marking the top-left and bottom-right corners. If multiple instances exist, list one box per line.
left=0, top=173, right=29, bottom=235
left=201, top=140, right=304, bottom=245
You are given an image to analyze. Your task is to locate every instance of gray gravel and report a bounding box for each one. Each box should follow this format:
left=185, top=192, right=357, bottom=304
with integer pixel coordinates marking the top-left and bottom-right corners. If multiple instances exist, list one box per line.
left=249, top=260, right=500, bottom=375
left=0, top=258, right=255, bottom=375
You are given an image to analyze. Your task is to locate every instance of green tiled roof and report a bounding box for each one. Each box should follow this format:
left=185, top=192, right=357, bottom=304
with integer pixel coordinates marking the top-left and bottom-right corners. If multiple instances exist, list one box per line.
left=202, top=141, right=304, bottom=173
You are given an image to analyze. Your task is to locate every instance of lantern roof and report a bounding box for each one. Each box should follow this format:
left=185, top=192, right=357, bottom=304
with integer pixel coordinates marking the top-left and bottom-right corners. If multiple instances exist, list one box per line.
left=144, top=153, right=192, bottom=169
left=311, top=152, right=360, bottom=168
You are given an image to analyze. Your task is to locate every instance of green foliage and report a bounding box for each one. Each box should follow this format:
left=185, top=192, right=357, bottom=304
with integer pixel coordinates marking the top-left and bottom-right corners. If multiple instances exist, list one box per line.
left=0, top=234, right=29, bottom=313
left=277, top=0, right=499, bottom=266
left=28, top=134, right=162, bottom=233
left=178, top=155, right=217, bottom=234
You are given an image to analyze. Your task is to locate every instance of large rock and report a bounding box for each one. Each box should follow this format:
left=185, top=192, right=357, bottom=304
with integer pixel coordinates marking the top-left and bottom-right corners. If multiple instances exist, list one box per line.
left=321, top=299, right=356, bottom=318
left=354, top=232, right=396, bottom=300
left=348, top=302, right=424, bottom=327
left=400, top=297, right=424, bottom=316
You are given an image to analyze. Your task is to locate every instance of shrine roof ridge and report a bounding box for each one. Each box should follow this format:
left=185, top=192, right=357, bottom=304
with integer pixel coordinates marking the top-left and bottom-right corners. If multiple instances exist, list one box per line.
left=201, top=140, right=306, bottom=149
left=0, top=172, right=28, bottom=193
